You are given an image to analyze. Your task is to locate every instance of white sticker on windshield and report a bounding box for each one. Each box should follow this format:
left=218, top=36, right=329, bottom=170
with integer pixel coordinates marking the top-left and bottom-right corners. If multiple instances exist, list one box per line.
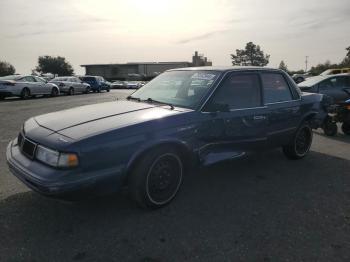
left=191, top=73, right=216, bottom=80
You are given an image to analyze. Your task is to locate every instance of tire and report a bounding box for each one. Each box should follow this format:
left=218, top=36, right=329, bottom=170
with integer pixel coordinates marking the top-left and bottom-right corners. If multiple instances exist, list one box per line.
left=322, top=117, right=337, bottom=136
left=0, top=95, right=5, bottom=100
left=341, top=122, right=350, bottom=135
left=283, top=123, right=313, bottom=160
left=20, top=88, right=30, bottom=99
left=51, top=88, right=59, bottom=97
left=68, top=87, right=74, bottom=96
left=129, top=147, right=184, bottom=209
left=107, top=88, right=110, bottom=92
left=84, top=87, right=90, bottom=94
left=97, top=87, right=101, bottom=93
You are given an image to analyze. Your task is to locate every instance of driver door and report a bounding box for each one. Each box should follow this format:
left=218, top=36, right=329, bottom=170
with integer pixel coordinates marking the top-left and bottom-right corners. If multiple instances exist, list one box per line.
left=198, top=72, right=267, bottom=165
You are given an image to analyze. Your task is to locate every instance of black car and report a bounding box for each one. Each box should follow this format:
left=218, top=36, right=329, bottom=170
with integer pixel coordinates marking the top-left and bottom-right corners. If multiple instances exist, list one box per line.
left=7, top=67, right=328, bottom=208
left=298, top=74, right=350, bottom=103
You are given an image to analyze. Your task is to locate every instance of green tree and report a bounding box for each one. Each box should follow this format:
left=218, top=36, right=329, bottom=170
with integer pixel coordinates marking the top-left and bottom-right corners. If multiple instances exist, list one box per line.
left=278, top=60, right=288, bottom=72
left=35, top=56, right=74, bottom=76
left=0, top=61, right=15, bottom=76
left=309, top=60, right=340, bottom=75
left=231, top=42, right=270, bottom=66
left=341, top=46, right=350, bottom=67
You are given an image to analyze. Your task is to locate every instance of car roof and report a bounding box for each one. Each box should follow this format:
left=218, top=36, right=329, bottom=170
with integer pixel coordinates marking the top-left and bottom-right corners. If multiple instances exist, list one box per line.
left=168, top=66, right=282, bottom=73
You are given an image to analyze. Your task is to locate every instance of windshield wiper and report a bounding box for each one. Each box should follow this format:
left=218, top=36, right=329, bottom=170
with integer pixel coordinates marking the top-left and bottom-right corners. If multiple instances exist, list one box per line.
left=126, top=96, right=141, bottom=102
left=143, top=98, right=174, bottom=110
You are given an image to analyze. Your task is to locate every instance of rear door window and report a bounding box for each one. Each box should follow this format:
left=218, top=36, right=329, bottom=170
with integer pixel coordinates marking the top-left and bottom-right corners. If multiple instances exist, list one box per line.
left=261, top=73, right=293, bottom=104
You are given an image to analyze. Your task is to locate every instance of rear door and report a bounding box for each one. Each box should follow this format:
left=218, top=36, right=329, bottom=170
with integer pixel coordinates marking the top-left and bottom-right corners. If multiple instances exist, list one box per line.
left=261, top=72, right=301, bottom=146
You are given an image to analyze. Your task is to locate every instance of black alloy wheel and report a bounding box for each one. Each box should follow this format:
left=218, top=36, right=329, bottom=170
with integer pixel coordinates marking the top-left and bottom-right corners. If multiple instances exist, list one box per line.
left=21, top=88, right=30, bottom=99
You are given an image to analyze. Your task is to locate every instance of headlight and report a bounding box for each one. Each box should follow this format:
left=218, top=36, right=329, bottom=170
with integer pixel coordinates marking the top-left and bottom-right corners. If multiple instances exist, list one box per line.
left=36, top=145, right=79, bottom=168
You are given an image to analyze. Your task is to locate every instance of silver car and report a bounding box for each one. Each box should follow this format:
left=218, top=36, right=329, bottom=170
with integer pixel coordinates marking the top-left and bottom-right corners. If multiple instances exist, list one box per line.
left=0, top=75, right=60, bottom=100
left=50, top=76, right=91, bottom=95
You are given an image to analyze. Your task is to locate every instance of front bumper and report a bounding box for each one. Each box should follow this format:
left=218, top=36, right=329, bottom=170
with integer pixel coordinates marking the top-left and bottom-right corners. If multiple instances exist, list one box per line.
left=0, top=90, right=13, bottom=97
left=6, top=140, right=126, bottom=199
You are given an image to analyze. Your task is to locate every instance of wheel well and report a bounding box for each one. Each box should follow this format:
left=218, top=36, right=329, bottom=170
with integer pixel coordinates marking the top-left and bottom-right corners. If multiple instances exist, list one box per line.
left=22, top=87, right=30, bottom=93
left=127, top=142, right=194, bottom=176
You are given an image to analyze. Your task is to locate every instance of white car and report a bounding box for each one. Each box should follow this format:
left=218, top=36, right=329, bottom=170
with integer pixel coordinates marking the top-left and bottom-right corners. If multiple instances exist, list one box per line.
left=50, top=76, right=91, bottom=95
left=0, top=75, right=60, bottom=100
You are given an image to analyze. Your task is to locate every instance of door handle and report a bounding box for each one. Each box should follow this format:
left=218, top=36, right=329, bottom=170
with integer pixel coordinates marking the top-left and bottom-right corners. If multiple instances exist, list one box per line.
left=253, top=115, right=266, bottom=120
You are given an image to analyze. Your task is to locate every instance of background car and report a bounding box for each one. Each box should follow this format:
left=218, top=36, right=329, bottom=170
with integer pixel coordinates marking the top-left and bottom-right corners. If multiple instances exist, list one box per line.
left=50, top=76, right=90, bottom=95
left=110, top=80, right=127, bottom=89
left=124, top=81, right=143, bottom=89
left=320, top=68, right=350, bottom=76
left=0, top=75, right=60, bottom=99
left=292, top=73, right=312, bottom=83
left=79, top=76, right=110, bottom=92
left=298, top=74, right=350, bottom=103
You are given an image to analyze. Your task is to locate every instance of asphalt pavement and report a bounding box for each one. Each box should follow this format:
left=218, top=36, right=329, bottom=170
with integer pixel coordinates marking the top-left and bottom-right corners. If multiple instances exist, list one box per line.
left=0, top=90, right=350, bottom=262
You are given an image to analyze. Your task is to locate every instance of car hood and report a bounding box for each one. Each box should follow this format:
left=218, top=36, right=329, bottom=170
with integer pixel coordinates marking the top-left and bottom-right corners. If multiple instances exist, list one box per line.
left=34, top=100, right=187, bottom=140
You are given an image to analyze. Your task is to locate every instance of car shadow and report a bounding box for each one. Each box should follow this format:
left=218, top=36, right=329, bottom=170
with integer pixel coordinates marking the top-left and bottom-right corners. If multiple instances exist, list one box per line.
left=1, top=150, right=350, bottom=261
left=314, top=128, right=350, bottom=144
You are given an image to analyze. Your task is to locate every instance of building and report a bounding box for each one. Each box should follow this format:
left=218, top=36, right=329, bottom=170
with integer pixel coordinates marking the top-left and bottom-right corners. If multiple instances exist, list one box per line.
left=81, top=51, right=212, bottom=81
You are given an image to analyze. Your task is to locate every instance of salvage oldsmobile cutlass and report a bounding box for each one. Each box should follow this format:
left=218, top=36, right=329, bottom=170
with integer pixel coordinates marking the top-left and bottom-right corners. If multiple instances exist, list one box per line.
left=7, top=67, right=328, bottom=208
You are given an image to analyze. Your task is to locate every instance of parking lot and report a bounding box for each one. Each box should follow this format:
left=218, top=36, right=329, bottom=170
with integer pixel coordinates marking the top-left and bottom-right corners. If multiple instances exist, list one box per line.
left=0, top=91, right=350, bottom=261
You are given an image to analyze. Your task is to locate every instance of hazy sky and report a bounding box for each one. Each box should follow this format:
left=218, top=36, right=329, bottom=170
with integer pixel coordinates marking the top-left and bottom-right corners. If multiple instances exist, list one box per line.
left=1, top=0, right=349, bottom=74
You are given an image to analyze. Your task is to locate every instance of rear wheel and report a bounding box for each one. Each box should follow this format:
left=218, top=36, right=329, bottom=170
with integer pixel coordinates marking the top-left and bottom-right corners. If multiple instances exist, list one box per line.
left=129, top=147, right=184, bottom=209
left=84, top=87, right=90, bottom=94
left=283, top=123, right=313, bottom=160
left=341, top=122, right=350, bottom=135
left=68, top=87, right=74, bottom=95
left=20, top=88, right=30, bottom=99
left=51, top=88, right=59, bottom=97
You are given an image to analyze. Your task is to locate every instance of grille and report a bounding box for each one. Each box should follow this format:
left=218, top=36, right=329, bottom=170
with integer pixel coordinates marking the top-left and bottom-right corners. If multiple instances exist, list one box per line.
left=18, top=133, right=37, bottom=159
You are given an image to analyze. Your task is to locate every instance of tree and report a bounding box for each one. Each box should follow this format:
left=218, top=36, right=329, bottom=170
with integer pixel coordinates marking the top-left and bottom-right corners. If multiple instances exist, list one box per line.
left=309, top=60, right=340, bottom=75
left=0, top=61, right=15, bottom=76
left=35, top=56, right=74, bottom=76
left=341, top=46, right=350, bottom=67
left=278, top=60, right=288, bottom=72
left=231, top=42, right=270, bottom=66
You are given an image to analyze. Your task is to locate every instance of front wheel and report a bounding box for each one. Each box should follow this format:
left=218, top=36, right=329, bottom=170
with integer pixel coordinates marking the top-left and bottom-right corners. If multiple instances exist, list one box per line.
left=68, top=87, right=74, bottom=95
left=341, top=122, right=350, bottom=135
left=129, top=147, right=184, bottom=209
left=283, top=123, right=313, bottom=160
left=20, top=88, right=30, bottom=99
left=51, top=88, right=59, bottom=97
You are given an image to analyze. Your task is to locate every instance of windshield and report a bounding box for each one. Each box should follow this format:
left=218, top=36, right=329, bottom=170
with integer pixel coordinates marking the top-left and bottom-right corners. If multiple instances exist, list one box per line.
left=298, top=75, right=325, bottom=87
left=130, top=71, right=220, bottom=109
left=53, top=77, right=69, bottom=81
left=320, top=69, right=332, bottom=76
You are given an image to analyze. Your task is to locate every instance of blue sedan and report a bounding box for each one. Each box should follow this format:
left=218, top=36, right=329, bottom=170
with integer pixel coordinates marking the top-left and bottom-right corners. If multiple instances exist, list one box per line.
left=6, top=67, right=328, bottom=208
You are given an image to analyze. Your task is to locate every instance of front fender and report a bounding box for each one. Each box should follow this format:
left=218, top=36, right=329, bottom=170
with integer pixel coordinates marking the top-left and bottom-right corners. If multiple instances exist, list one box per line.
left=126, top=138, right=194, bottom=171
